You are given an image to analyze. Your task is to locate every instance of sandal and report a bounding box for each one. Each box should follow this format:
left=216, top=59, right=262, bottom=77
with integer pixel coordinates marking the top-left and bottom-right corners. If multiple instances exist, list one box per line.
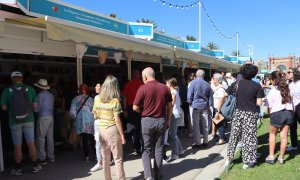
left=265, top=156, right=275, bottom=164
left=215, top=141, right=226, bottom=145
left=277, top=158, right=285, bottom=164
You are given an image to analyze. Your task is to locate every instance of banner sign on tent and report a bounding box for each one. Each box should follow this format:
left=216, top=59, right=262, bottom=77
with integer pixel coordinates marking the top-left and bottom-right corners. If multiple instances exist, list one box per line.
left=152, top=33, right=185, bottom=48
left=18, top=0, right=128, bottom=34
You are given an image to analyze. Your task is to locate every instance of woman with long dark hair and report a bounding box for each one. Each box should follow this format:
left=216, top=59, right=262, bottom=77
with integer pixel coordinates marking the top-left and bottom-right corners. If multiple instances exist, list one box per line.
left=265, top=71, right=293, bottom=164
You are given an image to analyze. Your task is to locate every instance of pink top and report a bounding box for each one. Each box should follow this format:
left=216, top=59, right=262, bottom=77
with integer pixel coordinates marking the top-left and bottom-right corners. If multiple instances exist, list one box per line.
left=266, top=86, right=293, bottom=114
left=289, top=81, right=300, bottom=106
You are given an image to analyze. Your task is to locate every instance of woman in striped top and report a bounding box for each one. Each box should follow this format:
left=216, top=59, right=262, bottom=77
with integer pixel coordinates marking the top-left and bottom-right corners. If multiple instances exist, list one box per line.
left=96, top=76, right=126, bottom=180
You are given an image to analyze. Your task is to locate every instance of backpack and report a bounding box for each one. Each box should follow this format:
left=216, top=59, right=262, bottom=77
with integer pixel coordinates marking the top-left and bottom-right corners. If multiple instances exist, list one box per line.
left=10, top=85, right=32, bottom=121
left=221, top=95, right=236, bottom=121
left=220, top=80, right=240, bottom=121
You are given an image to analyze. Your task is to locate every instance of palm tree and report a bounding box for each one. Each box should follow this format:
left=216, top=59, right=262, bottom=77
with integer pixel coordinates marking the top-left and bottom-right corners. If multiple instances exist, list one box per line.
left=231, top=50, right=241, bottom=56
left=207, top=42, right=219, bottom=50
left=136, top=18, right=158, bottom=29
left=110, top=13, right=117, bottom=18
left=186, top=35, right=197, bottom=41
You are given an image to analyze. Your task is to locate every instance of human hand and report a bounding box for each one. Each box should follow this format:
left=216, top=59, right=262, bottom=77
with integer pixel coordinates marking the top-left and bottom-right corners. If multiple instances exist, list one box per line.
left=121, top=135, right=126, bottom=145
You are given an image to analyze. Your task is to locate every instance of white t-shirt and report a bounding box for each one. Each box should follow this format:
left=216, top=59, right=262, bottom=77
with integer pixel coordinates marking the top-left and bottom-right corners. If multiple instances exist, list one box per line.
left=222, top=81, right=228, bottom=89
left=213, top=87, right=226, bottom=109
left=289, top=81, right=300, bottom=106
left=171, top=89, right=181, bottom=118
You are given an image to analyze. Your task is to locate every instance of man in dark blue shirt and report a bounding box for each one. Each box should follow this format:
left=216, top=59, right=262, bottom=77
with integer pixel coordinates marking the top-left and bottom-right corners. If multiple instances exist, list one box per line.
left=187, top=69, right=213, bottom=148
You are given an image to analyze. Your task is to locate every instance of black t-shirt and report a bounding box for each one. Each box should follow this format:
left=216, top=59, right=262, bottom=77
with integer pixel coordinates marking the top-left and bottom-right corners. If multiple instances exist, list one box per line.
left=226, top=79, right=263, bottom=112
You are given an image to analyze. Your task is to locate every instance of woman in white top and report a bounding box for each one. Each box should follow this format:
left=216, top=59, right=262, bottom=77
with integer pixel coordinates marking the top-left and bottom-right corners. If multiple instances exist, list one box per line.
left=166, top=78, right=184, bottom=162
left=266, top=71, right=293, bottom=164
left=287, top=68, right=300, bottom=151
left=212, top=73, right=226, bottom=145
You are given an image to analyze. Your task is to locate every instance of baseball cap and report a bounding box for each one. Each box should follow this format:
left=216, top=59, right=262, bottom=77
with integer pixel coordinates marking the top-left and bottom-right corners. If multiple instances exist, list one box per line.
left=11, top=71, right=23, bottom=78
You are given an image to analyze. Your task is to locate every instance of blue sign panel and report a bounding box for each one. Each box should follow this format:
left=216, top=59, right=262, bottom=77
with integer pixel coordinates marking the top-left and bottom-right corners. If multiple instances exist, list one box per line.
left=17, top=0, right=28, bottom=9
left=128, top=23, right=153, bottom=39
left=200, top=47, right=215, bottom=56
left=28, top=0, right=128, bottom=34
left=185, top=41, right=200, bottom=52
left=213, top=50, right=224, bottom=58
left=152, top=33, right=185, bottom=48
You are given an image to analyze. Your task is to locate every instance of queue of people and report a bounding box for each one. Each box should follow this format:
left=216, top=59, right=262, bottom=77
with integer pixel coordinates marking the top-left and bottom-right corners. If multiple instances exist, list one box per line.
left=2, top=63, right=300, bottom=179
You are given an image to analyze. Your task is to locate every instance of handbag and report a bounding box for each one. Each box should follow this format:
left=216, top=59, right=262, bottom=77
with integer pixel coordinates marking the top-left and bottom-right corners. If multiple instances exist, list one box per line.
left=212, top=113, right=225, bottom=125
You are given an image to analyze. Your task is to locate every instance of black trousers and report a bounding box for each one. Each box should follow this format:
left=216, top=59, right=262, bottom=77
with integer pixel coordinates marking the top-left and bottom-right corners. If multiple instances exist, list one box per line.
left=290, top=103, right=300, bottom=147
left=127, top=106, right=142, bottom=150
left=80, top=133, right=95, bottom=157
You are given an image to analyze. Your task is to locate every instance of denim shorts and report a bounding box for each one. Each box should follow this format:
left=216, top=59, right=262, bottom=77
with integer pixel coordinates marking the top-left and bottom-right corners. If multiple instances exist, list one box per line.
left=270, top=110, right=294, bottom=128
left=10, top=122, right=35, bottom=145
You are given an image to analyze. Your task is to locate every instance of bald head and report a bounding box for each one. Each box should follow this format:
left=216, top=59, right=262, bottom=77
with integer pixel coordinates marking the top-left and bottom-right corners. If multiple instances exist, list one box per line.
left=196, top=69, right=205, bottom=78
left=142, top=67, right=155, bottom=83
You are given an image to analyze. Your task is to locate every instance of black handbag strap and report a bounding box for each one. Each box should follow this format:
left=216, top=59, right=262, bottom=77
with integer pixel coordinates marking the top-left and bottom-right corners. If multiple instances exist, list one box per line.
left=76, top=96, right=89, bottom=115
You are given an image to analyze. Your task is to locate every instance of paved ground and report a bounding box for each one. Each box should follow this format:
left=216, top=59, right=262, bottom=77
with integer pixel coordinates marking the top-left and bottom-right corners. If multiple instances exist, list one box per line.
left=0, top=133, right=228, bottom=180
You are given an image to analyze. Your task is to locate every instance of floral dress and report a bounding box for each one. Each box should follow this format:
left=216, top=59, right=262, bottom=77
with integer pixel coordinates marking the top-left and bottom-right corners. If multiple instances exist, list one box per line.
left=70, top=94, right=94, bottom=135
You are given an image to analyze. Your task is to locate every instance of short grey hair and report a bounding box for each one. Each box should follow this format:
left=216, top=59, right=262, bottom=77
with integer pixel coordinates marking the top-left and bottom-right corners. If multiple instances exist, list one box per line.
left=213, top=73, right=223, bottom=83
left=196, top=69, right=205, bottom=78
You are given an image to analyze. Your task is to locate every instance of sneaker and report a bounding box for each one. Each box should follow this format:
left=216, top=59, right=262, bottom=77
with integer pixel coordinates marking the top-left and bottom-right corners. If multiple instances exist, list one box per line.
left=242, top=163, right=255, bottom=170
left=179, top=150, right=185, bottom=156
left=166, top=155, right=179, bottom=162
left=32, top=165, right=42, bottom=173
left=11, top=168, right=23, bottom=176
left=286, top=146, right=297, bottom=152
left=37, top=159, right=48, bottom=165
left=90, top=163, right=103, bottom=172
left=225, top=159, right=232, bottom=166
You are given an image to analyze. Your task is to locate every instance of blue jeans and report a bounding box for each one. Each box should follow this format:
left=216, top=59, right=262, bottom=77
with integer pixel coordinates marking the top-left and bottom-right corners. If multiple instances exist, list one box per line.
left=10, top=122, right=35, bottom=145
left=169, top=115, right=183, bottom=156
left=213, top=108, right=226, bottom=140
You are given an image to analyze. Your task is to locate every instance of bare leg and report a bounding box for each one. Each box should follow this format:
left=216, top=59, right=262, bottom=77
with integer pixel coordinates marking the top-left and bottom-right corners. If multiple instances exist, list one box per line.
left=268, top=125, right=278, bottom=158
left=279, top=125, right=289, bottom=159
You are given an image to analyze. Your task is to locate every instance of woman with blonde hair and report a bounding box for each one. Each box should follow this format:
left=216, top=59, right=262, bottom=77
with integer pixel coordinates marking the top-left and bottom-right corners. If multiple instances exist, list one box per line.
left=96, top=76, right=126, bottom=180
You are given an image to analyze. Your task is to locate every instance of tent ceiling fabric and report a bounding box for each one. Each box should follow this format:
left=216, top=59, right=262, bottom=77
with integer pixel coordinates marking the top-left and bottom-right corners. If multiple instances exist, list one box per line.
left=46, top=21, right=174, bottom=59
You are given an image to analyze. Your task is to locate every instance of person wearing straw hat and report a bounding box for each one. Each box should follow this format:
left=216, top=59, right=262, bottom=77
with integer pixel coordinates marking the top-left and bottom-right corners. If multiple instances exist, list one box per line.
left=34, top=79, right=55, bottom=165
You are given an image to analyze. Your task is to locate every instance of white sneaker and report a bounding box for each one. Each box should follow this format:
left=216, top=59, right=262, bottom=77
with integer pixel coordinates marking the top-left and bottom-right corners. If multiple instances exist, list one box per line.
left=90, top=163, right=102, bottom=172
left=286, top=146, right=297, bottom=152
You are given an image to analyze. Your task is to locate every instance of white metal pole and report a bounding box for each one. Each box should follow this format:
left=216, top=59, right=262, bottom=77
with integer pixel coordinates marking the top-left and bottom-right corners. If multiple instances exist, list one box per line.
left=237, top=32, right=239, bottom=59
left=198, top=2, right=202, bottom=45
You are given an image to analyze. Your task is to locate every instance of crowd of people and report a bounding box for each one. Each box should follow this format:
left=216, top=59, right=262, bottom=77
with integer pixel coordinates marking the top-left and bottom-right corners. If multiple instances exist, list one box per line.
left=1, top=62, right=300, bottom=179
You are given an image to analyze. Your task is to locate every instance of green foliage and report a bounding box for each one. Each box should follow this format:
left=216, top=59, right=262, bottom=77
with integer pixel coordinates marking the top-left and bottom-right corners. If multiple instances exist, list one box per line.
left=136, top=18, right=158, bottom=29
left=186, top=35, right=197, bottom=41
left=207, top=42, right=219, bottom=50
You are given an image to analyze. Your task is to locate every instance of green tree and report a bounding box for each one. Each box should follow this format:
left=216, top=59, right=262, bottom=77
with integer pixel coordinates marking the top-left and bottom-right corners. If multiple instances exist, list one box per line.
left=186, top=35, right=197, bottom=41
left=136, top=18, right=158, bottom=29
left=207, top=42, right=219, bottom=50
left=231, top=50, right=241, bottom=56
left=110, top=13, right=117, bottom=18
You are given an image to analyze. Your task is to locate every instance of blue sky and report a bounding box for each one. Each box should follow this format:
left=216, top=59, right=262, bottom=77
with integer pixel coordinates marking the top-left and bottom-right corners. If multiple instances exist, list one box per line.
left=62, top=0, right=300, bottom=60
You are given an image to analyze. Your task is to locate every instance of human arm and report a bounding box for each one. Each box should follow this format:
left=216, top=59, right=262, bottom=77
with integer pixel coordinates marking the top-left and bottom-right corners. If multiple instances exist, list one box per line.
left=114, top=113, right=126, bottom=144
left=1, top=88, right=8, bottom=111
left=166, top=102, right=172, bottom=128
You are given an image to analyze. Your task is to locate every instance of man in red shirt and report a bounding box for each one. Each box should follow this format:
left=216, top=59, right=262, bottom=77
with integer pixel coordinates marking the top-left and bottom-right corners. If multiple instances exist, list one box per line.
left=133, top=67, right=172, bottom=180
left=123, top=70, right=144, bottom=154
